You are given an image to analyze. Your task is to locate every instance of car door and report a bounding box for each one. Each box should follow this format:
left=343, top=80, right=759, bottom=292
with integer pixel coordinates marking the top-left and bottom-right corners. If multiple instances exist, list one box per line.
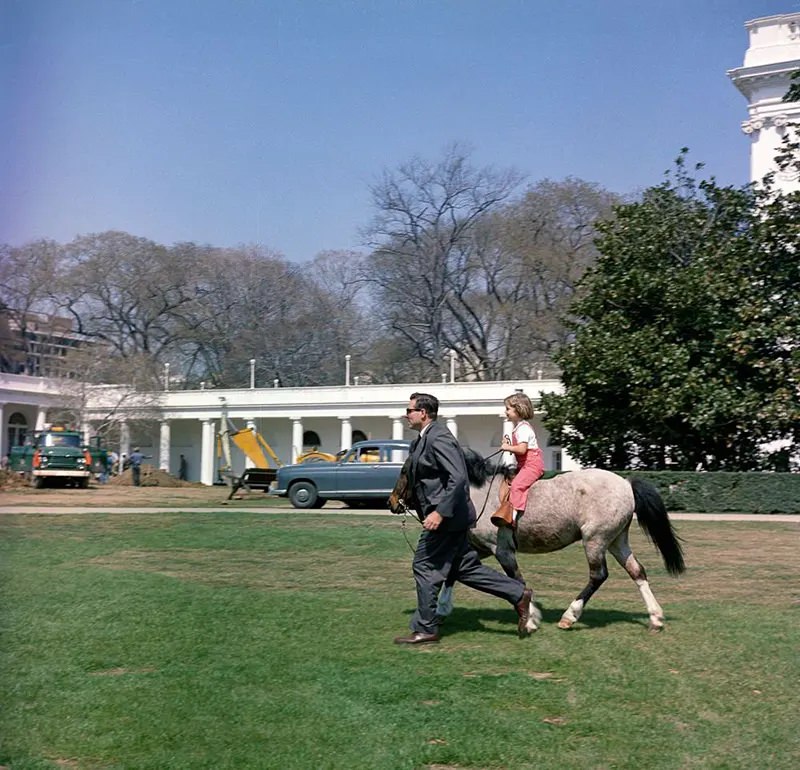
left=333, top=445, right=384, bottom=495
left=369, top=445, right=409, bottom=493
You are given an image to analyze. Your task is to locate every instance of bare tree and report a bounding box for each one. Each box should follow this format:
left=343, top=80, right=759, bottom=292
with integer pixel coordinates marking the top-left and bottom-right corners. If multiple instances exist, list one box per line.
left=59, top=231, right=198, bottom=359
left=486, top=178, right=621, bottom=375
left=362, top=145, right=525, bottom=380
left=361, top=148, right=617, bottom=380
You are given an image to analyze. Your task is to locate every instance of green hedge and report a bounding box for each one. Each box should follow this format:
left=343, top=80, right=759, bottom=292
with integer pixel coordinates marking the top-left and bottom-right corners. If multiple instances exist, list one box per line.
left=616, top=471, right=800, bottom=514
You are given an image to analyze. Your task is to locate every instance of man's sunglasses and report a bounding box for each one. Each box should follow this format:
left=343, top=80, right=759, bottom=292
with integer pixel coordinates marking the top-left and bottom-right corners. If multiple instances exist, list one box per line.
left=405, top=407, right=424, bottom=415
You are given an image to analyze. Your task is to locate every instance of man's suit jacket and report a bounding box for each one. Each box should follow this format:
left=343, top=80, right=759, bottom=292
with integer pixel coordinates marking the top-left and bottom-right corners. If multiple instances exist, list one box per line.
left=408, top=420, right=475, bottom=531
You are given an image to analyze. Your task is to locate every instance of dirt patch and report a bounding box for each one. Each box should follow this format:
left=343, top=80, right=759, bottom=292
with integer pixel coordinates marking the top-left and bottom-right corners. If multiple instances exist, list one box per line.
left=107, top=464, right=201, bottom=488
left=0, top=481, right=267, bottom=509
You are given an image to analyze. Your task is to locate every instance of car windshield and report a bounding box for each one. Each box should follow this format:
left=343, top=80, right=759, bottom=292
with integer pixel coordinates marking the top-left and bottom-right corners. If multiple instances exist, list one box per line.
left=41, top=433, right=82, bottom=448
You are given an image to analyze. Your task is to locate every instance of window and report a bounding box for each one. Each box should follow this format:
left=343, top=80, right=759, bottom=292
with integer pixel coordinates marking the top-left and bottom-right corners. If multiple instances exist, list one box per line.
left=8, top=412, right=27, bottom=448
left=42, top=433, right=81, bottom=448
left=352, top=429, right=368, bottom=444
left=302, top=430, right=321, bottom=449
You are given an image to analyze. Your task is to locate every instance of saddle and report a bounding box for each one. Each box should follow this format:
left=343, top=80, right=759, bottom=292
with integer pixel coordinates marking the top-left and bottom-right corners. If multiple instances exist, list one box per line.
left=490, top=476, right=514, bottom=528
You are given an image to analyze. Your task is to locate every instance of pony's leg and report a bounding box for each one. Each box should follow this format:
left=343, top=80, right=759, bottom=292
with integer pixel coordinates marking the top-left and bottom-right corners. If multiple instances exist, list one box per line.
left=436, top=584, right=454, bottom=617
left=495, top=526, right=524, bottom=582
left=608, top=532, right=665, bottom=631
left=558, top=539, right=609, bottom=629
left=493, top=528, right=541, bottom=631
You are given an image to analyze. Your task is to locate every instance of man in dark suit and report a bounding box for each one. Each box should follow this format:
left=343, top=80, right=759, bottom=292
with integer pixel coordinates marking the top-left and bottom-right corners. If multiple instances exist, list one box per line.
left=394, top=392, right=533, bottom=645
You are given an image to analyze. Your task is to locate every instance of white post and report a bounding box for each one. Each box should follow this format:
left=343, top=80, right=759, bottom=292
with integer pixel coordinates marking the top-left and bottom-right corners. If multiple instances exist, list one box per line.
left=35, top=407, right=47, bottom=431
left=449, top=350, right=456, bottom=383
left=0, top=403, right=6, bottom=461
left=250, top=359, right=256, bottom=389
left=445, top=417, right=458, bottom=439
left=200, top=419, right=215, bottom=486
left=340, top=417, right=352, bottom=451
left=291, top=418, right=303, bottom=464
left=159, top=420, right=171, bottom=472
left=120, top=420, right=131, bottom=459
left=164, top=362, right=170, bottom=391
left=501, top=416, right=514, bottom=467
left=274, top=379, right=280, bottom=388
left=345, top=355, right=351, bottom=386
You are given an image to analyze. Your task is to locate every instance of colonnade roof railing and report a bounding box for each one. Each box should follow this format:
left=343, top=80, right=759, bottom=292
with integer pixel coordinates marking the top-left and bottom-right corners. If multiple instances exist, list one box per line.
left=2, top=372, right=564, bottom=422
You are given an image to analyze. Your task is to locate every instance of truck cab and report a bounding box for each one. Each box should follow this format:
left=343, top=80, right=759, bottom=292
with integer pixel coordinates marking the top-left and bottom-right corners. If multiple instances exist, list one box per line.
left=9, top=426, right=96, bottom=488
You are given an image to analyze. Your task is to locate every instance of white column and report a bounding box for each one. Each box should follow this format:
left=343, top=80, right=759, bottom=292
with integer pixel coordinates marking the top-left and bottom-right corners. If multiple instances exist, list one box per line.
left=391, top=417, right=404, bottom=440
left=200, top=419, right=216, bottom=486
left=81, top=421, right=91, bottom=445
left=0, top=403, right=6, bottom=461
left=559, top=446, right=582, bottom=472
left=35, top=407, right=47, bottom=431
left=501, top=416, right=514, bottom=467
left=120, top=420, right=131, bottom=461
left=291, top=418, right=303, bottom=464
left=445, top=417, right=458, bottom=439
left=245, top=420, right=256, bottom=468
left=159, top=420, right=171, bottom=472
left=339, top=417, right=352, bottom=451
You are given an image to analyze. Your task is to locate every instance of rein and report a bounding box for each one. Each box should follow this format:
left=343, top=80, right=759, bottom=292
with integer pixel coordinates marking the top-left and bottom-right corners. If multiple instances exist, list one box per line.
left=473, top=449, right=505, bottom=523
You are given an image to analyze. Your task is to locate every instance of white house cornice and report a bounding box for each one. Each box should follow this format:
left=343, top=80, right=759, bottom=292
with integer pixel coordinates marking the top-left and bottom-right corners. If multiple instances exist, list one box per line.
left=728, top=61, right=800, bottom=101
left=83, top=379, right=564, bottom=422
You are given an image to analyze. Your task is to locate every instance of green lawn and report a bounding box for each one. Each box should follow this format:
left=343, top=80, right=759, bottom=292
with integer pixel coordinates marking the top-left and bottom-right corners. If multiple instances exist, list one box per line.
left=1, top=513, right=798, bottom=769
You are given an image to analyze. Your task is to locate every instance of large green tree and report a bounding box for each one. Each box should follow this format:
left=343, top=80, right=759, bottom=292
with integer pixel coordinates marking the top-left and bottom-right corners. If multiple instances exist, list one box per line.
left=541, top=153, right=799, bottom=471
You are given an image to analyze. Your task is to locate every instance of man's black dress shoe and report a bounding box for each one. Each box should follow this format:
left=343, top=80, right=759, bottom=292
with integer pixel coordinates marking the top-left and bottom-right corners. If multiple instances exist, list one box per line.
left=393, top=631, right=440, bottom=645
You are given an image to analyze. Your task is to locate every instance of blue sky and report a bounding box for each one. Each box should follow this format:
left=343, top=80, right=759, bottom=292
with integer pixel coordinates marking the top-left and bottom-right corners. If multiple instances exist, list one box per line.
left=1, top=0, right=797, bottom=262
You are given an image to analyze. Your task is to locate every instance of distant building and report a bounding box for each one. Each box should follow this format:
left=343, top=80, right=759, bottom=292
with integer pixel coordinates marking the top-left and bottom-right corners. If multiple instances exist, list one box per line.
left=0, top=307, right=92, bottom=379
left=729, top=12, right=800, bottom=190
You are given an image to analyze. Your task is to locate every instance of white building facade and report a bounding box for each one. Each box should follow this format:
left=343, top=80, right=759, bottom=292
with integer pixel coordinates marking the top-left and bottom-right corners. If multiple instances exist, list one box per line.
left=729, top=12, right=800, bottom=189
left=1, top=372, right=579, bottom=483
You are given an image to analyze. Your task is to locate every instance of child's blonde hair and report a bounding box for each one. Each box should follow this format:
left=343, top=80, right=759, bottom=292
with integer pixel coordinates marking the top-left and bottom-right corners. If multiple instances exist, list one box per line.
left=504, top=392, right=534, bottom=420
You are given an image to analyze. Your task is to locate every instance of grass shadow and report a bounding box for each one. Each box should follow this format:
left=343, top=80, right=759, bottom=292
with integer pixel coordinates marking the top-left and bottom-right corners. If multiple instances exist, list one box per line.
left=414, top=605, right=652, bottom=636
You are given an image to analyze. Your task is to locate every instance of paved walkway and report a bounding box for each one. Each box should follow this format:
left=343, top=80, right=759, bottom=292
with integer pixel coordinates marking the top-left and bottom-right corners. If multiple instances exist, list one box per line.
left=0, top=505, right=797, bottom=522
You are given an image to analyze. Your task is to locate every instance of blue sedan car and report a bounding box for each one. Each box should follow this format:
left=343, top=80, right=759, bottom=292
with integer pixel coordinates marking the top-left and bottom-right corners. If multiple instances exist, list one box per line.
left=273, top=439, right=411, bottom=509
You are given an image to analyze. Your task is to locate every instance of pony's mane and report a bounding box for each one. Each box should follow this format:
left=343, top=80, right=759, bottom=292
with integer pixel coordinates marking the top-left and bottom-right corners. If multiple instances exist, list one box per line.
left=462, top=447, right=505, bottom=487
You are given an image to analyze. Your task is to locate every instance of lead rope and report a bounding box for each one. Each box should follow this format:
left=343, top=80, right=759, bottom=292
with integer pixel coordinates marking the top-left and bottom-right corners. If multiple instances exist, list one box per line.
left=474, top=449, right=506, bottom=524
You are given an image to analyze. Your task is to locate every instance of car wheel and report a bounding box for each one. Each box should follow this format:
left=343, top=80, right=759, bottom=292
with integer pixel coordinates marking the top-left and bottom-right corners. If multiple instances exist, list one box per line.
left=289, top=481, right=319, bottom=509
left=33, top=476, right=46, bottom=489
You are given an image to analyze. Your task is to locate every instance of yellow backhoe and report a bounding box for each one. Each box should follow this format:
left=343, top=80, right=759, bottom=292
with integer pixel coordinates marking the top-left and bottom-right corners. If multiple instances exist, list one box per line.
left=217, top=419, right=283, bottom=499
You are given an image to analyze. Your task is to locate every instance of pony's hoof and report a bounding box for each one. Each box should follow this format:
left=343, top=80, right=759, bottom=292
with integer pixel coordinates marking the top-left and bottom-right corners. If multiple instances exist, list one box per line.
left=557, top=618, right=574, bottom=630
left=527, top=604, right=542, bottom=632
left=648, top=614, right=665, bottom=632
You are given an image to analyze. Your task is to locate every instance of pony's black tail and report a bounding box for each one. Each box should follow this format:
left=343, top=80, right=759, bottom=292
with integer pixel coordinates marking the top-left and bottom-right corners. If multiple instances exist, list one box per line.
left=630, top=477, right=686, bottom=576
